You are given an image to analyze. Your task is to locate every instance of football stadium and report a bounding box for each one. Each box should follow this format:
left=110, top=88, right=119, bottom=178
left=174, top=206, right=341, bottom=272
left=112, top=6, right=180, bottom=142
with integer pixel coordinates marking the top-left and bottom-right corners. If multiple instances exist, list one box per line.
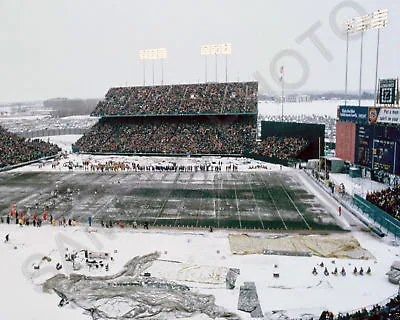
left=1, top=3, right=400, bottom=320
left=0, top=77, right=399, bottom=320
left=0, top=82, right=340, bottom=233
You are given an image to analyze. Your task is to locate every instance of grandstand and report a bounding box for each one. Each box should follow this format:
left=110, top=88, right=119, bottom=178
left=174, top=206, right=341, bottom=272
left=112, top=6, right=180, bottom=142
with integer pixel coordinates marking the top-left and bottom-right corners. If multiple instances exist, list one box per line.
left=73, top=115, right=255, bottom=155
left=0, top=125, right=61, bottom=169
left=73, top=81, right=310, bottom=162
left=74, top=82, right=258, bottom=156
left=91, top=82, right=258, bottom=116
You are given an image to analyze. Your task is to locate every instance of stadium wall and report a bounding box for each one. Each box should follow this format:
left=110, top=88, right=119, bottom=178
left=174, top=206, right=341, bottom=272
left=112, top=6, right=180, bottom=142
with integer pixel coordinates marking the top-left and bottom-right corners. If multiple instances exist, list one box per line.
left=336, top=121, right=356, bottom=163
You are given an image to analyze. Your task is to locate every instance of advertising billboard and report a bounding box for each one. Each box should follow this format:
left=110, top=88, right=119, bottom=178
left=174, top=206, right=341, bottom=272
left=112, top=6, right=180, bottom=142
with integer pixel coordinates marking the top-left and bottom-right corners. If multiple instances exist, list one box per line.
left=338, top=106, right=369, bottom=123
left=338, top=105, right=400, bottom=125
left=369, top=107, right=400, bottom=125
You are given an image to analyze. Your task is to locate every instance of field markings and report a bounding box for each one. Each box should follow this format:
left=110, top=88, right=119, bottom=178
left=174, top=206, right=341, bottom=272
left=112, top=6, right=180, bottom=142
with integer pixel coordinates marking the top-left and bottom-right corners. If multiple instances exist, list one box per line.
left=246, top=173, right=265, bottom=229
left=214, top=176, right=222, bottom=227
left=259, top=173, right=288, bottom=230
left=218, top=174, right=223, bottom=227
left=152, top=172, right=180, bottom=226
left=195, top=197, right=201, bottom=228
left=195, top=183, right=205, bottom=228
left=93, top=194, right=117, bottom=221
left=277, top=175, right=311, bottom=230
left=173, top=171, right=194, bottom=227
left=232, top=176, right=242, bottom=229
left=211, top=172, right=221, bottom=227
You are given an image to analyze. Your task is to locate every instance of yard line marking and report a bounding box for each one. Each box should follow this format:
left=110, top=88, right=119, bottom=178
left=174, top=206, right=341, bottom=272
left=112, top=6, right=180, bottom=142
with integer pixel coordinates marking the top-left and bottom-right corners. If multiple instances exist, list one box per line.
left=195, top=188, right=204, bottom=228
left=212, top=173, right=219, bottom=227
left=153, top=172, right=180, bottom=226
left=278, top=175, right=311, bottom=230
left=232, top=175, right=242, bottom=229
left=246, top=173, right=265, bottom=229
left=173, top=172, right=193, bottom=227
left=212, top=173, right=217, bottom=222
left=216, top=175, right=220, bottom=227
left=259, top=173, right=287, bottom=230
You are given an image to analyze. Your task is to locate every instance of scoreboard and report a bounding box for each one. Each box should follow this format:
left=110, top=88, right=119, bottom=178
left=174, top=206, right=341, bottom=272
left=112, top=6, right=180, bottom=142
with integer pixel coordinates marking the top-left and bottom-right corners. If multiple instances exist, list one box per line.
left=337, top=77, right=399, bottom=175
left=355, top=125, right=372, bottom=168
left=372, top=139, right=397, bottom=172
left=354, top=124, right=400, bottom=175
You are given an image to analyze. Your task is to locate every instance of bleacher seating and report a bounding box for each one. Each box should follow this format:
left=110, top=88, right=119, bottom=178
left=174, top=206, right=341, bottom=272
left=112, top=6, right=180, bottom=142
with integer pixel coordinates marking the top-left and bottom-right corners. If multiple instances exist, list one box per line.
left=91, top=82, right=258, bottom=116
left=366, top=185, right=400, bottom=220
left=75, top=81, right=310, bottom=159
left=251, top=137, right=309, bottom=161
left=0, top=126, right=60, bottom=168
left=73, top=116, right=256, bottom=155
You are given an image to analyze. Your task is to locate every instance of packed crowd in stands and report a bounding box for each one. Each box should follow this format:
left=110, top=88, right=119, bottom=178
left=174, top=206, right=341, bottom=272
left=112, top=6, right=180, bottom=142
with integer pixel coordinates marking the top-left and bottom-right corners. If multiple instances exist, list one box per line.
left=320, top=295, right=400, bottom=319
left=366, top=185, right=400, bottom=219
left=73, top=116, right=256, bottom=155
left=74, top=117, right=308, bottom=161
left=0, top=126, right=61, bottom=168
left=92, top=82, right=258, bottom=116
left=251, top=136, right=309, bottom=161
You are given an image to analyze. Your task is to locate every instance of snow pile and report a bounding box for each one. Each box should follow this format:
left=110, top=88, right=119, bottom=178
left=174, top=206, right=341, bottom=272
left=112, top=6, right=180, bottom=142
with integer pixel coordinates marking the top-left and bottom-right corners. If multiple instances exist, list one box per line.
left=228, top=233, right=375, bottom=259
left=150, top=260, right=229, bottom=285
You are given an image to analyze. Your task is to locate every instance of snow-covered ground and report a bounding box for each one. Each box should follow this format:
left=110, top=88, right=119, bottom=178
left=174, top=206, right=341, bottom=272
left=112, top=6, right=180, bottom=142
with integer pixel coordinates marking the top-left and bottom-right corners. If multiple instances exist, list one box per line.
left=1, top=215, right=399, bottom=320
left=1, top=134, right=399, bottom=320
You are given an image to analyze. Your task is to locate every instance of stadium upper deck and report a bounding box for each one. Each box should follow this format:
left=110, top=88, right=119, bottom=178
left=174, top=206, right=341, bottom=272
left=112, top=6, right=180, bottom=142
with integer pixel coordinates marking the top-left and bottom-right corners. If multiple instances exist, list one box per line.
left=91, top=81, right=258, bottom=116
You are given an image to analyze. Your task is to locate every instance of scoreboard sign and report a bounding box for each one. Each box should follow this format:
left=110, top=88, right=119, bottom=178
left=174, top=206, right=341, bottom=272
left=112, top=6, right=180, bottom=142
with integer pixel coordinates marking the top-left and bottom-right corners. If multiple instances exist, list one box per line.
left=379, top=78, right=397, bottom=105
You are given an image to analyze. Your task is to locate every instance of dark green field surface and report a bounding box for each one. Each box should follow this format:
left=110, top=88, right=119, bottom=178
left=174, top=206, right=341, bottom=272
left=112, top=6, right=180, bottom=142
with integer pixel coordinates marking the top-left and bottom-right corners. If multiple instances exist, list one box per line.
left=0, top=170, right=342, bottom=231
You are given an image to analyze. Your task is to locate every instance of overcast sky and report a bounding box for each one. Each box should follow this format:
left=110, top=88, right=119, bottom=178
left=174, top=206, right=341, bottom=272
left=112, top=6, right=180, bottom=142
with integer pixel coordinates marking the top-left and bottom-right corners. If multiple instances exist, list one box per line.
left=0, top=0, right=399, bottom=102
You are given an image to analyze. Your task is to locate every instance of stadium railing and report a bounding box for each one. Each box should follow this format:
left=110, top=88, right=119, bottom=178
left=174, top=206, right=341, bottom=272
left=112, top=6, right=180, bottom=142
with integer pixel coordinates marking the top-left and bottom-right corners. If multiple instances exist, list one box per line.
left=353, top=194, right=399, bottom=238
left=0, top=155, right=58, bottom=173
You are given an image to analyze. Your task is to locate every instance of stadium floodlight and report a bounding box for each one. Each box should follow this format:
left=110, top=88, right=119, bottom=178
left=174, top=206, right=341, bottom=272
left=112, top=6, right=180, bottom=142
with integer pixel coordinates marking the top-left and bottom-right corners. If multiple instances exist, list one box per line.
left=355, top=14, right=371, bottom=32
left=138, top=48, right=168, bottom=85
left=200, top=43, right=232, bottom=82
left=157, top=48, right=168, bottom=60
left=342, top=9, right=388, bottom=107
left=200, top=45, right=211, bottom=56
left=371, top=9, right=388, bottom=29
left=371, top=9, right=388, bottom=106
